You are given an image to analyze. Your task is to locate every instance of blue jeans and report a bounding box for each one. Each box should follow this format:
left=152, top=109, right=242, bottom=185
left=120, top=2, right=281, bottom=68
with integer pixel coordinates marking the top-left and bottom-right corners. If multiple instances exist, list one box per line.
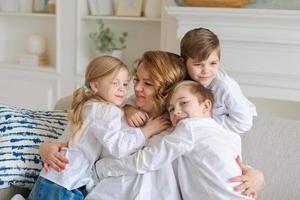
left=27, top=176, right=87, bottom=200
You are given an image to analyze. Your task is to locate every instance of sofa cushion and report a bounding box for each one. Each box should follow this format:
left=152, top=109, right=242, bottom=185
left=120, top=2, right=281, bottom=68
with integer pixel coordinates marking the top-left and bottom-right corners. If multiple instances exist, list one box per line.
left=0, top=104, right=68, bottom=189
left=242, top=116, right=300, bottom=200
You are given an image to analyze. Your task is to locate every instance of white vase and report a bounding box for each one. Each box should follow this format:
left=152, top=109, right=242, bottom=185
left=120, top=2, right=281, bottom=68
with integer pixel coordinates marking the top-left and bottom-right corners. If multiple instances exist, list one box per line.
left=110, top=50, right=123, bottom=60
left=19, top=0, right=33, bottom=13
left=144, top=0, right=161, bottom=18
left=27, top=34, right=48, bottom=55
left=95, top=0, right=113, bottom=16
left=93, top=49, right=123, bottom=61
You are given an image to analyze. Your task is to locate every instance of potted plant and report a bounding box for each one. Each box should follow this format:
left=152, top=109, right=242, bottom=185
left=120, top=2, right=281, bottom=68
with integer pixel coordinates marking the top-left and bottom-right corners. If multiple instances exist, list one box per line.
left=89, top=20, right=128, bottom=59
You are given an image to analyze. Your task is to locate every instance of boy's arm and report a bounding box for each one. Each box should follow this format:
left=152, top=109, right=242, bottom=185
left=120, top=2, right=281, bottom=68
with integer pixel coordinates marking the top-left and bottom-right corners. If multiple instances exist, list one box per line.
left=214, top=83, right=255, bottom=134
left=95, top=121, right=194, bottom=178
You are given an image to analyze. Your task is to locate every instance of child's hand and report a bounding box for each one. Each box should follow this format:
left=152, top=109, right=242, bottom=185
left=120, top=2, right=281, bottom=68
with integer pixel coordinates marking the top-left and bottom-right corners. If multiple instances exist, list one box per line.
left=141, top=116, right=171, bottom=139
left=40, top=142, right=69, bottom=172
left=124, top=105, right=148, bottom=127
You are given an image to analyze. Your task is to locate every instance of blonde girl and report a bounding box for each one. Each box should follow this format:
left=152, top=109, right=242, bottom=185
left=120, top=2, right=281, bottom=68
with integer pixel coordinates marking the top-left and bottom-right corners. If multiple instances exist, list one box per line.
left=27, top=56, right=169, bottom=200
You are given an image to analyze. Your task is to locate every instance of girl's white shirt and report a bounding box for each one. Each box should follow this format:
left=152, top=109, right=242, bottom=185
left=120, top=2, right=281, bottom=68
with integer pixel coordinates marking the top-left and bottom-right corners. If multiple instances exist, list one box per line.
left=207, top=68, right=257, bottom=134
left=95, top=118, right=253, bottom=200
left=39, top=101, right=145, bottom=191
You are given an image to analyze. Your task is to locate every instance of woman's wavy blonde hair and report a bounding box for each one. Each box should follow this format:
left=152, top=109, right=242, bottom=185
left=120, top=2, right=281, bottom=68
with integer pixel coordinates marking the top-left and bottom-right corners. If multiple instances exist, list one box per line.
left=68, top=55, right=128, bottom=141
left=138, top=51, right=187, bottom=114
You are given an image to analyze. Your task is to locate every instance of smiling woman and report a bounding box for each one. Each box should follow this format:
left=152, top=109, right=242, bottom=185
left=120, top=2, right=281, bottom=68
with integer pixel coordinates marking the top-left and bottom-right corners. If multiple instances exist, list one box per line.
left=133, top=51, right=187, bottom=118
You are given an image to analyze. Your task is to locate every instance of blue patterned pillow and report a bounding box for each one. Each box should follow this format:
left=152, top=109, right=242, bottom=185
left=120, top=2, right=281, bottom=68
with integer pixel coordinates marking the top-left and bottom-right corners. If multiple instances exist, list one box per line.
left=0, top=104, right=68, bottom=189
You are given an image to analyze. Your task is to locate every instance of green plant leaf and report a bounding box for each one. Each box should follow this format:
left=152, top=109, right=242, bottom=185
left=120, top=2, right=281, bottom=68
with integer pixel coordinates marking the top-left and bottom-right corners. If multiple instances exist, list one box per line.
left=89, top=20, right=128, bottom=53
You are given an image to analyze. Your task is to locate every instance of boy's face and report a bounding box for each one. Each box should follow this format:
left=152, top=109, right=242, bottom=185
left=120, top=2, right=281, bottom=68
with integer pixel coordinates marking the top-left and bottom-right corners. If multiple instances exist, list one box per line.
left=186, top=50, right=220, bottom=87
left=167, top=86, right=211, bottom=126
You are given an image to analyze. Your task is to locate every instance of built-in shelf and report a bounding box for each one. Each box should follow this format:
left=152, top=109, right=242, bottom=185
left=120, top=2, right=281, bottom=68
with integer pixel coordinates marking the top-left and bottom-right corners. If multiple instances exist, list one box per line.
left=0, top=12, right=56, bottom=18
left=0, top=0, right=73, bottom=110
left=82, top=15, right=161, bottom=22
left=77, top=2, right=162, bottom=75
left=0, top=62, right=56, bottom=73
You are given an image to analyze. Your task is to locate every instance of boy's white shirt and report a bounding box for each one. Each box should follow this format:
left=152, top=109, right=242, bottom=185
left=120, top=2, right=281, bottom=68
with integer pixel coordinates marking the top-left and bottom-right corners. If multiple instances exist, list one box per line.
left=85, top=131, right=181, bottom=200
left=207, top=68, right=257, bottom=134
left=40, top=101, right=145, bottom=191
left=95, top=118, right=253, bottom=200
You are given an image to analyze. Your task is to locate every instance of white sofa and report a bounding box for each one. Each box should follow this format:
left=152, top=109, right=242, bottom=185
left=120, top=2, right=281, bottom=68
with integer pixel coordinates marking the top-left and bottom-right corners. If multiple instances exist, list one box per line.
left=1, top=97, right=300, bottom=200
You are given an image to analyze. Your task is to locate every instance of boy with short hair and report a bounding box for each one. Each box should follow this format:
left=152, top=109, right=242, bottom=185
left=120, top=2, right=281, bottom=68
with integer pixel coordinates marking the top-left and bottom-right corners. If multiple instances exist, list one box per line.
left=96, top=81, right=254, bottom=199
left=181, top=28, right=257, bottom=134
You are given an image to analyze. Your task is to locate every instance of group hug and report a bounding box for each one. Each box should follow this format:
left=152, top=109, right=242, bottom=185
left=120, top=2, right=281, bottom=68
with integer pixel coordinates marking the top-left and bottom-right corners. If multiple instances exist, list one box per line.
left=12, top=27, right=264, bottom=200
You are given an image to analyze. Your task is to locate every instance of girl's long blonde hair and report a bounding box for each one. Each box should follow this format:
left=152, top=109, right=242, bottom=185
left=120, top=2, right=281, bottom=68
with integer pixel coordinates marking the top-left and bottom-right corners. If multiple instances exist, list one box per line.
left=68, top=56, right=128, bottom=141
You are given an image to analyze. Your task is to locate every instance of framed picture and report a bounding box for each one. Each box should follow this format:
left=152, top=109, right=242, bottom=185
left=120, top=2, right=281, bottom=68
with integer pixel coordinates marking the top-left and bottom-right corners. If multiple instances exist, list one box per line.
left=117, top=0, right=143, bottom=17
left=33, top=0, right=48, bottom=13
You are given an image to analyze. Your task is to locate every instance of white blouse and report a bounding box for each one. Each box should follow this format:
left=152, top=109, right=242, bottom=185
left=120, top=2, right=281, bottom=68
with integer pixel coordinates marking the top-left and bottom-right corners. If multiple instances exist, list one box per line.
left=95, top=118, right=253, bottom=200
left=40, top=101, right=145, bottom=191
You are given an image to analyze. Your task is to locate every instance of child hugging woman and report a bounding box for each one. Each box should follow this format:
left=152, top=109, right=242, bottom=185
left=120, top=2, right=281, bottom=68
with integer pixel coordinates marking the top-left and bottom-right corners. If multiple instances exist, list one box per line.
left=24, top=56, right=169, bottom=200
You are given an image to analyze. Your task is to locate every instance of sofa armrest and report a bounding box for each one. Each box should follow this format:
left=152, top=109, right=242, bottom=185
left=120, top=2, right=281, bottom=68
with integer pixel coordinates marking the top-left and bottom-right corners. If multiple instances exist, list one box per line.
left=54, top=96, right=72, bottom=110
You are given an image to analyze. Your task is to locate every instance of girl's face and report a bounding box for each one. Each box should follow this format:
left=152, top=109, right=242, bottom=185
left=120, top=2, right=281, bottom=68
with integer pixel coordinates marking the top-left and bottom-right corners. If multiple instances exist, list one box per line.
left=92, top=67, right=130, bottom=106
left=186, top=50, right=220, bottom=87
left=134, top=63, right=157, bottom=116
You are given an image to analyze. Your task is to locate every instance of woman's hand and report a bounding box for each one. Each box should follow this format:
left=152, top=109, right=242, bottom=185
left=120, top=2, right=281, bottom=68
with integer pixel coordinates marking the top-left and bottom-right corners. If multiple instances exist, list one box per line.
left=124, top=105, right=148, bottom=127
left=39, top=142, right=69, bottom=172
left=229, top=156, right=264, bottom=199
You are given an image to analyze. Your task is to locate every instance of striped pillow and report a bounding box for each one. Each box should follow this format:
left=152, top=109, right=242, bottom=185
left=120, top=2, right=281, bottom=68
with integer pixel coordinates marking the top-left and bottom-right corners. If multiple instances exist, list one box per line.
left=0, top=104, right=68, bottom=189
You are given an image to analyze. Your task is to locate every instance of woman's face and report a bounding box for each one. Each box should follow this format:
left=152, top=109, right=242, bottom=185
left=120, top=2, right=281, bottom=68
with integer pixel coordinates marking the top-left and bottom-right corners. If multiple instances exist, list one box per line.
left=134, top=63, right=157, bottom=116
